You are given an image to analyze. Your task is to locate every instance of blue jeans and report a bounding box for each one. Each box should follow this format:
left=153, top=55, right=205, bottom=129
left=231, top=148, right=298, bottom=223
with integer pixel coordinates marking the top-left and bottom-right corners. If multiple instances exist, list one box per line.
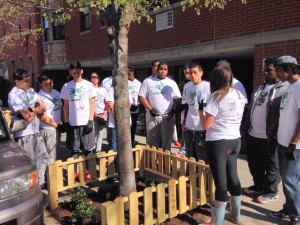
left=107, top=127, right=117, bottom=152
left=94, top=121, right=105, bottom=151
left=278, top=144, right=300, bottom=219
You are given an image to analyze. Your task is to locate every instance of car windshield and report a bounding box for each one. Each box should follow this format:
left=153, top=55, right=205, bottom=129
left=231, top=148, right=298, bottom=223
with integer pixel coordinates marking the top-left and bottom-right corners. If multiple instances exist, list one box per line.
left=0, top=111, right=9, bottom=142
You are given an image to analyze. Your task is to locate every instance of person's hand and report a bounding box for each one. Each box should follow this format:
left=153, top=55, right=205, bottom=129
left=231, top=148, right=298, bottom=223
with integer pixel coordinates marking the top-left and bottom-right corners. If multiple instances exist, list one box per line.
left=84, top=120, right=94, bottom=134
left=285, top=143, right=297, bottom=160
left=130, top=105, right=139, bottom=112
left=64, top=122, right=71, bottom=132
left=198, top=99, right=206, bottom=111
left=150, top=108, right=161, bottom=117
left=56, top=123, right=66, bottom=133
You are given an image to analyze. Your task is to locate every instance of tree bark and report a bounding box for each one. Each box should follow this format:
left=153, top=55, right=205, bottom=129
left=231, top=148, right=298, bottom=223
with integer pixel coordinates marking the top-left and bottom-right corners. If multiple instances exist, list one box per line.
left=105, top=5, right=136, bottom=197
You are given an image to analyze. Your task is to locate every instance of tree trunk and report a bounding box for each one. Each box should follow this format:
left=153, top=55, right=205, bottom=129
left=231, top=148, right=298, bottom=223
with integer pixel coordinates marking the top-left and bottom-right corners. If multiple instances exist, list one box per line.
left=107, top=18, right=136, bottom=197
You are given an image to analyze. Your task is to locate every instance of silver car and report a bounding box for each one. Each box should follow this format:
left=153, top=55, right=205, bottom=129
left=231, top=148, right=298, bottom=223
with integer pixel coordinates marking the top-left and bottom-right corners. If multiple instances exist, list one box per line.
left=0, top=107, right=44, bottom=225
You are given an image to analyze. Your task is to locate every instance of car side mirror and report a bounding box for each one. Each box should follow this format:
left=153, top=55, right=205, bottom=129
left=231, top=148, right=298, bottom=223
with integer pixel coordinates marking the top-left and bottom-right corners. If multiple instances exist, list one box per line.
left=10, top=119, right=28, bottom=134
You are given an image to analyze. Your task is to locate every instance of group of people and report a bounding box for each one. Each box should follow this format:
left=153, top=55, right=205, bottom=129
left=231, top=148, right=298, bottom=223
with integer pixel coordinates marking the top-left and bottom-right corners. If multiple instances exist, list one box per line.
left=7, top=55, right=300, bottom=225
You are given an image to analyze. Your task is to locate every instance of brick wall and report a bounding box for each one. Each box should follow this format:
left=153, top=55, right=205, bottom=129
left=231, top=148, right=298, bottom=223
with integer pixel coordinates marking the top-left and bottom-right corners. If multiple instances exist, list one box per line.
left=253, top=40, right=300, bottom=87
left=65, top=0, right=300, bottom=60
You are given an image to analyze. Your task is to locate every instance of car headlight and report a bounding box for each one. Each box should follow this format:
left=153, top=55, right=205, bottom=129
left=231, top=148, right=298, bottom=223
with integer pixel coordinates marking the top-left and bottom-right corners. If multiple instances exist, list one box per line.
left=0, top=171, right=39, bottom=199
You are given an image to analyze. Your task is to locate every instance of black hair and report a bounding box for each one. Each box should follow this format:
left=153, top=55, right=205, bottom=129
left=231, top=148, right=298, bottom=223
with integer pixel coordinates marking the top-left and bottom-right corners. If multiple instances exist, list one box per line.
left=13, top=69, right=30, bottom=81
left=264, top=57, right=277, bottom=67
left=70, top=61, right=82, bottom=69
left=210, top=66, right=233, bottom=102
left=128, top=66, right=135, bottom=72
left=184, top=63, right=190, bottom=69
left=189, top=63, right=203, bottom=71
left=38, top=74, right=52, bottom=83
left=157, top=62, right=168, bottom=70
left=278, top=63, right=300, bottom=75
left=151, top=60, right=160, bottom=66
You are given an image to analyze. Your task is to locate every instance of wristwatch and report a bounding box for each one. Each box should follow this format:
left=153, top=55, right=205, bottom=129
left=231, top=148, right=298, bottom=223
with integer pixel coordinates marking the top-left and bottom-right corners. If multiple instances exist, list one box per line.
left=28, top=107, right=33, bottom=112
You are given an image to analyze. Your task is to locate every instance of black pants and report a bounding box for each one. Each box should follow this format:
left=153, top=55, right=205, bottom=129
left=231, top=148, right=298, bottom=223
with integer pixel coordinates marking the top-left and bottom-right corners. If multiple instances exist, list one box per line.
left=245, top=134, right=268, bottom=191
left=264, top=138, right=281, bottom=195
left=206, top=138, right=242, bottom=201
left=130, top=113, right=139, bottom=147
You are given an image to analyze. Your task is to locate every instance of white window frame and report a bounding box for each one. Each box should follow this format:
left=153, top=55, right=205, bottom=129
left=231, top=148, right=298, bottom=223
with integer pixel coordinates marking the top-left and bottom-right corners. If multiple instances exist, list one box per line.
left=156, top=10, right=173, bottom=31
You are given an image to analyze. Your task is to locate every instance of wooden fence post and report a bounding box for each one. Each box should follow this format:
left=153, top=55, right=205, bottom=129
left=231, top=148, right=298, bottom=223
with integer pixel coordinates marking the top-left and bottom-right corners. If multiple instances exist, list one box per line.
left=47, top=164, right=58, bottom=209
left=101, top=201, right=117, bottom=225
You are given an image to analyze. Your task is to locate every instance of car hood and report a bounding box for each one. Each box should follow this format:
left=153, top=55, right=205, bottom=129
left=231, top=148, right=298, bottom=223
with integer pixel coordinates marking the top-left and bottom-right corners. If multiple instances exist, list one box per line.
left=0, top=140, right=35, bottom=182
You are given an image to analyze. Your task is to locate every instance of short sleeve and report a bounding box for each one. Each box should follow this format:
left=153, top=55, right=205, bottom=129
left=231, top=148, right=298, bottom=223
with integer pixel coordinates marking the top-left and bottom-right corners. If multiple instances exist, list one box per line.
left=138, top=79, right=148, bottom=98
left=60, top=84, right=68, bottom=100
left=204, top=94, right=218, bottom=117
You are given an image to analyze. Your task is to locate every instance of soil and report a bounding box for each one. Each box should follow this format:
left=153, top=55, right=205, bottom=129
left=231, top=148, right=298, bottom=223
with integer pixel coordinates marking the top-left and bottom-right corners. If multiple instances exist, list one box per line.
left=49, top=177, right=212, bottom=225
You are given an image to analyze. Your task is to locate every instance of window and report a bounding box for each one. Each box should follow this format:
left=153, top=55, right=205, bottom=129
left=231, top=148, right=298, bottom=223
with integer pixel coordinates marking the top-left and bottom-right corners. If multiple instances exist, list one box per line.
left=18, top=17, right=21, bottom=33
left=28, top=15, right=31, bottom=30
left=18, top=57, right=23, bottom=69
left=10, top=60, right=16, bottom=73
left=80, top=6, right=91, bottom=32
left=43, top=17, right=50, bottom=42
left=156, top=11, right=173, bottom=31
left=53, top=20, right=65, bottom=40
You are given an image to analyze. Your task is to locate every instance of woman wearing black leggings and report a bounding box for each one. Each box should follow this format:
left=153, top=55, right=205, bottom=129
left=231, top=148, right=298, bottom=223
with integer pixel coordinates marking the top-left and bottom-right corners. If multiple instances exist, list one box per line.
left=199, top=66, right=245, bottom=225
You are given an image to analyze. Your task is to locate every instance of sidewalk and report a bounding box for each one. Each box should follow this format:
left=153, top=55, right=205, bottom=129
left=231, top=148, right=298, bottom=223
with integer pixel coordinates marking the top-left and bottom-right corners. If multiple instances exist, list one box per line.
left=44, top=131, right=289, bottom=225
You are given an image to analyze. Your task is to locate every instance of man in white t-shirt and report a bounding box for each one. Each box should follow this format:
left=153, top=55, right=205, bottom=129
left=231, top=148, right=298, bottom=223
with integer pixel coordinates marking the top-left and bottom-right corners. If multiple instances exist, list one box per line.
left=243, top=58, right=289, bottom=204
left=38, top=75, right=65, bottom=164
left=182, top=63, right=210, bottom=162
left=128, top=67, right=141, bottom=147
left=268, top=56, right=300, bottom=225
left=139, top=62, right=181, bottom=150
left=8, top=69, right=48, bottom=186
left=60, top=62, right=96, bottom=157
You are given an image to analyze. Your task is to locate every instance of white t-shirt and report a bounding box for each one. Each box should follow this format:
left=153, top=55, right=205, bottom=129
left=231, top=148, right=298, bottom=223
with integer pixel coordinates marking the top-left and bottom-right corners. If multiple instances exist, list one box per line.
left=181, top=81, right=193, bottom=104
left=94, top=87, right=111, bottom=114
left=139, top=76, right=181, bottom=114
left=128, top=78, right=141, bottom=113
left=60, top=79, right=96, bottom=126
left=184, top=81, right=210, bottom=131
left=8, top=87, right=40, bottom=138
left=38, top=89, right=62, bottom=129
left=278, top=80, right=300, bottom=148
left=205, top=88, right=245, bottom=141
left=249, top=84, right=275, bottom=138
left=232, top=78, right=248, bottom=104
left=101, top=76, right=115, bottom=128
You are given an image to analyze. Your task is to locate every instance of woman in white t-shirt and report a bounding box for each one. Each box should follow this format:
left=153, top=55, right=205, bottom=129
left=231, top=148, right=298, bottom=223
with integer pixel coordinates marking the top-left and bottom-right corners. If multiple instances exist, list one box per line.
left=199, top=66, right=245, bottom=225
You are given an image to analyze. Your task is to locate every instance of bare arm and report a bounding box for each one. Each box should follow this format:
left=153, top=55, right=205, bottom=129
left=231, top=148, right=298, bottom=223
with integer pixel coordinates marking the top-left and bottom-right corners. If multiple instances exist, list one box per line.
left=18, top=99, right=46, bottom=123
left=63, top=99, right=69, bottom=123
left=290, top=108, right=300, bottom=144
left=139, top=96, right=152, bottom=110
left=89, top=97, right=95, bottom=121
left=39, top=113, right=58, bottom=128
left=199, top=110, right=215, bottom=130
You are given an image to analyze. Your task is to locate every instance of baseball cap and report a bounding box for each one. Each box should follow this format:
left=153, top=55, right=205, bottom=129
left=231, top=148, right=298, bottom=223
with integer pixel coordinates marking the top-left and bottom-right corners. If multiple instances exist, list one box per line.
left=277, top=56, right=300, bottom=67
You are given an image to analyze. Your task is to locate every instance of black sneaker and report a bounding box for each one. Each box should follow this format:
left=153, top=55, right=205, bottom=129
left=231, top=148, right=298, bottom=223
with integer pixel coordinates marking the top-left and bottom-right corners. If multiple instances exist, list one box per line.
left=242, top=185, right=262, bottom=196
left=269, top=209, right=288, bottom=219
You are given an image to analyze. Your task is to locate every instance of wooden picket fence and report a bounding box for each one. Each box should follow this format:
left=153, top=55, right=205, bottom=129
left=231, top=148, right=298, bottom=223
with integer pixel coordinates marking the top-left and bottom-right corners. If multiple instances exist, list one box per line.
left=47, top=145, right=215, bottom=224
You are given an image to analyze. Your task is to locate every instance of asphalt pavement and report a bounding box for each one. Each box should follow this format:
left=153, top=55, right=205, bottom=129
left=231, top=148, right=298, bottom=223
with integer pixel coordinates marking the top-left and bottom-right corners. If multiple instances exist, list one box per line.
left=44, top=131, right=290, bottom=225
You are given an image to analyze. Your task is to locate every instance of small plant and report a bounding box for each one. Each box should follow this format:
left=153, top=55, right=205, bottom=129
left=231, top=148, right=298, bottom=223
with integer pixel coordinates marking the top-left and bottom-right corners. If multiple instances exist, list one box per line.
left=145, top=178, right=156, bottom=187
left=68, top=186, right=95, bottom=224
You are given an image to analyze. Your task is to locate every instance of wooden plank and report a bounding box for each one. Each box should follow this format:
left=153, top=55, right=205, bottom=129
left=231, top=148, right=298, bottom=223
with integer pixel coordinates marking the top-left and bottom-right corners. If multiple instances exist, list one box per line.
left=189, top=173, right=197, bottom=209
left=157, top=183, right=166, bottom=223
left=178, top=176, right=188, bottom=214
left=47, top=164, right=58, bottom=209
left=164, top=150, right=171, bottom=176
left=180, top=157, right=186, bottom=177
left=67, top=158, right=75, bottom=186
left=171, top=154, right=178, bottom=179
left=129, top=192, right=139, bottom=225
left=168, top=179, right=178, bottom=218
left=88, top=153, right=97, bottom=180
left=157, top=148, right=163, bottom=173
left=107, top=150, right=115, bottom=176
left=115, top=197, right=124, bottom=225
left=99, top=153, right=107, bottom=179
left=199, top=171, right=207, bottom=205
left=151, top=147, right=157, bottom=170
left=101, top=201, right=117, bottom=225
left=78, top=156, right=86, bottom=184
left=55, top=160, right=63, bottom=190
left=144, top=187, right=153, bottom=225
left=188, top=158, right=196, bottom=175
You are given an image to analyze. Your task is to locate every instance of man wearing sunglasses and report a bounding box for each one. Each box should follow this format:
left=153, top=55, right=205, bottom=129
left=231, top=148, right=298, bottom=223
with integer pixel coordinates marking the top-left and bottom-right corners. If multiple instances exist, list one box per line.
left=60, top=62, right=96, bottom=158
